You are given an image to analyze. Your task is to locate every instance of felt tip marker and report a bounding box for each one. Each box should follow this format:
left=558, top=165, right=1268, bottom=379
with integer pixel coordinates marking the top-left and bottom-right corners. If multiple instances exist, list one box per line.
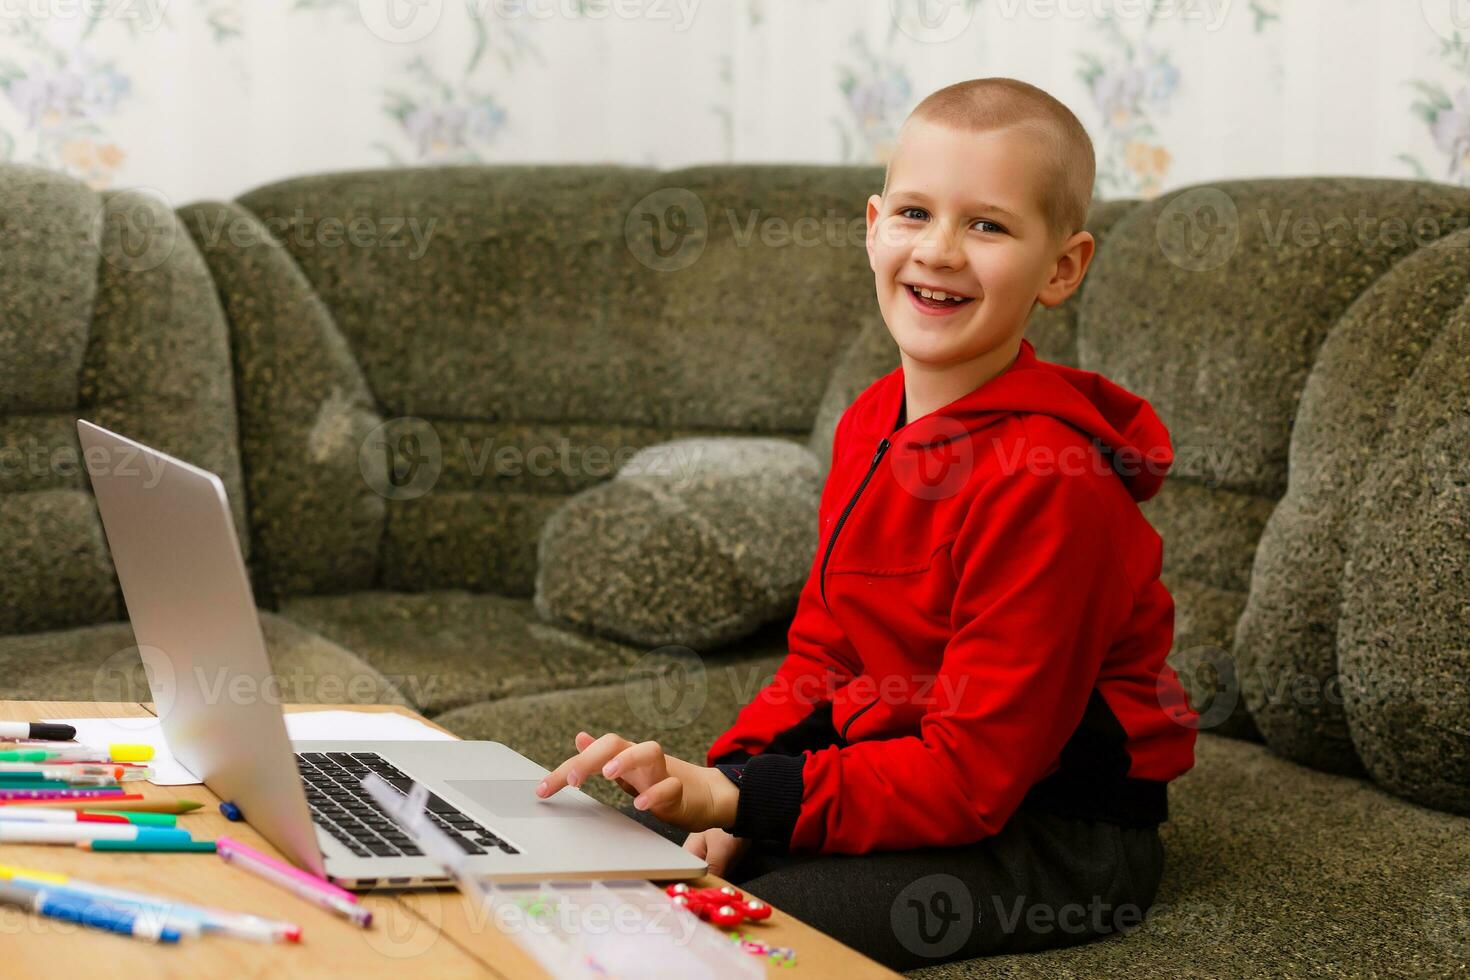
left=0, top=723, right=77, bottom=742
left=0, top=823, right=192, bottom=845
left=0, top=880, right=180, bottom=943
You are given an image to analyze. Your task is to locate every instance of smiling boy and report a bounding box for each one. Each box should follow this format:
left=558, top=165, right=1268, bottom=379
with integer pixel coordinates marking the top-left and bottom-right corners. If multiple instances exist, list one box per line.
left=536, top=77, right=1199, bottom=970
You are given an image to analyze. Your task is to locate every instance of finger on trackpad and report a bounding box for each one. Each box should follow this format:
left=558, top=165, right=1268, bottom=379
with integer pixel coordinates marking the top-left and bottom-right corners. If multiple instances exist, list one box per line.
left=445, top=779, right=603, bottom=819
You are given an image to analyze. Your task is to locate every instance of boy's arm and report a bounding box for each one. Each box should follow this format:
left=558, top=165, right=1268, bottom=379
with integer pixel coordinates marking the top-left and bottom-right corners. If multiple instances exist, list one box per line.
left=722, top=458, right=1136, bottom=853
left=706, top=413, right=862, bottom=767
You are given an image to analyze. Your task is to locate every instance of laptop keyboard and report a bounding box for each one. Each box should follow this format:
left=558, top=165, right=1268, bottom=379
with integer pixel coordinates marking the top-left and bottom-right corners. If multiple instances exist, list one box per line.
left=295, top=751, right=519, bottom=858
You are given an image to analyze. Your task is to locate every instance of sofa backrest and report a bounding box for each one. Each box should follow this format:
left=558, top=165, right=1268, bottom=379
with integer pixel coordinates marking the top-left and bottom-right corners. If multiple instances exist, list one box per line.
left=1076, top=177, right=1470, bottom=816
left=180, top=165, right=881, bottom=604
left=0, top=164, right=247, bottom=636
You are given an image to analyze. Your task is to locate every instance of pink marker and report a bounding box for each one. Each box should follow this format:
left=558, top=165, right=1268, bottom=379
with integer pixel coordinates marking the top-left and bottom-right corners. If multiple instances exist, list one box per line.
left=216, top=835, right=370, bottom=928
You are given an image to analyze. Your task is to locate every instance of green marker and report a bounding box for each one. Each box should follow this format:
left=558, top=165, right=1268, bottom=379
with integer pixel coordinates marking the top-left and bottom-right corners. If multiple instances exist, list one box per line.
left=88, top=810, right=177, bottom=827
left=79, top=839, right=217, bottom=853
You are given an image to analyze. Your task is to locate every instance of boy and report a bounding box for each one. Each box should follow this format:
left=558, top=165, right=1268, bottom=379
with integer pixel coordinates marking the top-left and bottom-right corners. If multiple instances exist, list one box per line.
left=535, top=77, right=1198, bottom=970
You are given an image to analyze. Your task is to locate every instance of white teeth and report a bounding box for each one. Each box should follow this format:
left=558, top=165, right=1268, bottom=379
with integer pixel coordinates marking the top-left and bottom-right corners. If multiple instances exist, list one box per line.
left=911, top=285, right=967, bottom=302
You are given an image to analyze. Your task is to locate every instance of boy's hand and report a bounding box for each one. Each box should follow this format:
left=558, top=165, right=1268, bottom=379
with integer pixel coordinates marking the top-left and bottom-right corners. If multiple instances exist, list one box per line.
left=684, top=827, right=752, bottom=879
left=535, top=731, right=739, bottom=833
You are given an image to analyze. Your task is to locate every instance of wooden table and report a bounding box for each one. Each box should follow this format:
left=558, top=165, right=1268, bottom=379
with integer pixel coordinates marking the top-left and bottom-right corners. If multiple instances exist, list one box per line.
left=0, top=701, right=899, bottom=978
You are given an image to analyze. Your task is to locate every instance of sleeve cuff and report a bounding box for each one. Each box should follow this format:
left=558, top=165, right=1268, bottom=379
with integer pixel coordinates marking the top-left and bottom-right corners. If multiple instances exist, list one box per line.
left=728, top=752, right=805, bottom=845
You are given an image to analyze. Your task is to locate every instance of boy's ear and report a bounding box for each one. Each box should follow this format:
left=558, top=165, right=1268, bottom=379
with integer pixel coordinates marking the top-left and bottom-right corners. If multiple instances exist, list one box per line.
left=1037, top=230, right=1096, bottom=309
left=865, top=194, right=883, bottom=273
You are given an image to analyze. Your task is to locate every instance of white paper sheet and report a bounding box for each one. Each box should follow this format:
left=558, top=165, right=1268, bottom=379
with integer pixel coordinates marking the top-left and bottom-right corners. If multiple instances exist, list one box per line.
left=43, top=710, right=455, bottom=786
left=41, top=716, right=203, bottom=785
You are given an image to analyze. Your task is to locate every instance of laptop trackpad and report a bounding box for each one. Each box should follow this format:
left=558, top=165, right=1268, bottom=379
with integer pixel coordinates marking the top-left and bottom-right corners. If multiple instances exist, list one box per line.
left=445, top=779, right=604, bottom=819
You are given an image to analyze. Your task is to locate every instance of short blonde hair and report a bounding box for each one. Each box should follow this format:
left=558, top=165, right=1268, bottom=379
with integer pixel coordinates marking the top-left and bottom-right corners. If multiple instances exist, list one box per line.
left=882, top=77, right=1096, bottom=246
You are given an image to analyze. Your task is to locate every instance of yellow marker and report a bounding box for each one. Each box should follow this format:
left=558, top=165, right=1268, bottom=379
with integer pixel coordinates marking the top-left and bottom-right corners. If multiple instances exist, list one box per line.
left=0, top=864, right=68, bottom=884
left=109, top=745, right=154, bottom=763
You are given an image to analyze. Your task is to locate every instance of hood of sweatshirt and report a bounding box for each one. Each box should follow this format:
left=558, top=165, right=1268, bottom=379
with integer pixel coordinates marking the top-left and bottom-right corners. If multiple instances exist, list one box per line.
left=849, top=338, right=1173, bottom=502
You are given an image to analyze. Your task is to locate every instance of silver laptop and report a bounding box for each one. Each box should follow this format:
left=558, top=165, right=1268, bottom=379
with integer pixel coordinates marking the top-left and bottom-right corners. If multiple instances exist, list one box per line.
left=78, top=419, right=706, bottom=888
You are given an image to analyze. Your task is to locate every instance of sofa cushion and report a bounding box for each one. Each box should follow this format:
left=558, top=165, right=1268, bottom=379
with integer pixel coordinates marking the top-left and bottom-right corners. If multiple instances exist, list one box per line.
left=0, top=612, right=407, bottom=706
left=1020, top=198, right=1139, bottom=368
left=906, top=733, right=1470, bottom=978
left=535, top=437, right=821, bottom=649
left=1234, top=228, right=1470, bottom=777
left=196, top=166, right=879, bottom=598
left=0, top=165, right=246, bottom=637
left=1162, top=574, right=1259, bottom=742
left=1078, top=177, right=1470, bottom=746
left=1336, top=294, right=1470, bottom=816
left=279, top=590, right=681, bottom=716
left=179, top=201, right=386, bottom=604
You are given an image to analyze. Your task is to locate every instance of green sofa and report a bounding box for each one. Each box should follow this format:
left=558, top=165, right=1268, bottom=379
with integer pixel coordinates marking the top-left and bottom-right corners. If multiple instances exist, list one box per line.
left=1, top=161, right=1466, bottom=976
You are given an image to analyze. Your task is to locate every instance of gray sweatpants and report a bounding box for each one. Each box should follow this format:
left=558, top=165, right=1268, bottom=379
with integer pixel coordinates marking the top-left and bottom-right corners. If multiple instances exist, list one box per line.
left=619, top=801, right=1165, bottom=973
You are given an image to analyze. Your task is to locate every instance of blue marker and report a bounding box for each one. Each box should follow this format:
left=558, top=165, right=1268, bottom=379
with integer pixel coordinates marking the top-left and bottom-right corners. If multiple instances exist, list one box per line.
left=0, top=879, right=181, bottom=943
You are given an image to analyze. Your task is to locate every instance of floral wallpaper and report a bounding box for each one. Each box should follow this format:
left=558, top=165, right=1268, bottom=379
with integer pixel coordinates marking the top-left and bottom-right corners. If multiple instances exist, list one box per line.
left=0, top=0, right=1457, bottom=205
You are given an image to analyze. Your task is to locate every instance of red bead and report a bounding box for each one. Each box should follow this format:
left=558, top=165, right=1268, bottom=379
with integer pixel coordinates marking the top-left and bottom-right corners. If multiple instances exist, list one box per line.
left=717, top=885, right=743, bottom=900
left=665, top=883, right=691, bottom=897
left=738, top=899, right=771, bottom=921
left=708, top=903, right=744, bottom=927
left=671, top=894, right=692, bottom=910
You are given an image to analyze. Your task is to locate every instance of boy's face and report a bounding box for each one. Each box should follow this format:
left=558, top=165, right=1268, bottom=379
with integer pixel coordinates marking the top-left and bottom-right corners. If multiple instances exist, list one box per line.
left=865, top=119, right=1092, bottom=370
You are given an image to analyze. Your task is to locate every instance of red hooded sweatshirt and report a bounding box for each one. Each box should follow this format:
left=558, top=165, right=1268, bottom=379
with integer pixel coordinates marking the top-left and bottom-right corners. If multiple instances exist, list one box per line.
left=706, top=338, right=1198, bottom=854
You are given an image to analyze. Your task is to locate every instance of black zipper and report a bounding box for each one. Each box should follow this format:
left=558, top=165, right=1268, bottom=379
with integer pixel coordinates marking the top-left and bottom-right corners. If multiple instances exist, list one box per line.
left=820, top=437, right=891, bottom=610
left=840, top=696, right=879, bottom=742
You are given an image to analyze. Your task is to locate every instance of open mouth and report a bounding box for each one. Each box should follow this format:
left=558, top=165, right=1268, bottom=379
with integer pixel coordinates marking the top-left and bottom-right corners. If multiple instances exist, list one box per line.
left=904, top=283, right=975, bottom=313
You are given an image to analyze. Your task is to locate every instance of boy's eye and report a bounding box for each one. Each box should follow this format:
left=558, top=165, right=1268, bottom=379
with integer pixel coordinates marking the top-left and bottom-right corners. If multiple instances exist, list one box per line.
left=896, top=207, right=1005, bottom=234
